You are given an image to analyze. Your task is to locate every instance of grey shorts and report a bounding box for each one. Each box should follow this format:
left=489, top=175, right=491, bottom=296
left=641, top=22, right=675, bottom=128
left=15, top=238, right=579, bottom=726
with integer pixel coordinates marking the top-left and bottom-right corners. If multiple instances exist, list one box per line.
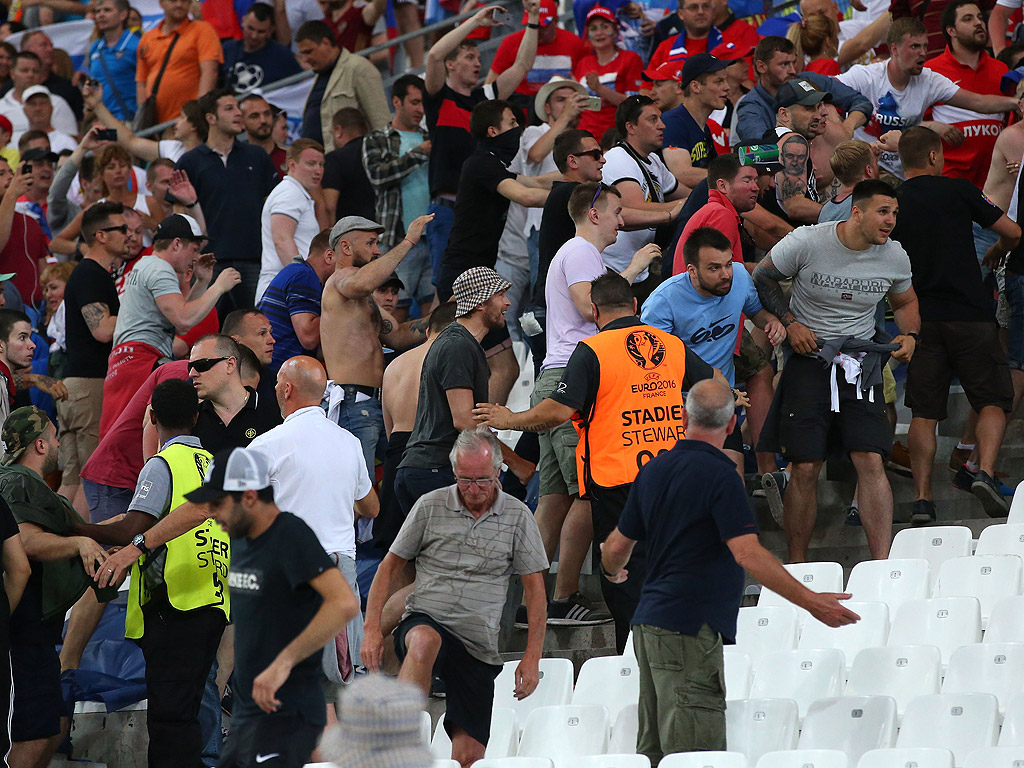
left=533, top=367, right=579, bottom=497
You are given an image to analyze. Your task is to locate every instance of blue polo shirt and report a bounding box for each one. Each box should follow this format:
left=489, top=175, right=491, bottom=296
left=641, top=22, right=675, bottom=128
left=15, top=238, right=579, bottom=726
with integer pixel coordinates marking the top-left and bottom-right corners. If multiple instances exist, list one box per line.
left=257, top=259, right=322, bottom=372
left=176, top=140, right=278, bottom=265
left=88, top=30, right=140, bottom=121
left=618, top=439, right=758, bottom=642
left=662, top=105, right=717, bottom=168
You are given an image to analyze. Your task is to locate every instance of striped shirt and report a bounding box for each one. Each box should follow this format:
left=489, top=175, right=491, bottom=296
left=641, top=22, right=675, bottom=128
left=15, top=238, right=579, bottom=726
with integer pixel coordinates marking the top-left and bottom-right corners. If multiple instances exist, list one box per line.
left=257, top=259, right=322, bottom=372
left=391, top=485, right=549, bottom=664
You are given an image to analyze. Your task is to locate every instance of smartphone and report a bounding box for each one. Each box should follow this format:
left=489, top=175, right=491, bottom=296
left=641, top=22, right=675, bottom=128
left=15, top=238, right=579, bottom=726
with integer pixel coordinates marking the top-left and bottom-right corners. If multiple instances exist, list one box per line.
left=96, top=128, right=118, bottom=142
left=492, top=7, right=514, bottom=25
left=584, top=95, right=602, bottom=111
left=22, top=163, right=31, bottom=174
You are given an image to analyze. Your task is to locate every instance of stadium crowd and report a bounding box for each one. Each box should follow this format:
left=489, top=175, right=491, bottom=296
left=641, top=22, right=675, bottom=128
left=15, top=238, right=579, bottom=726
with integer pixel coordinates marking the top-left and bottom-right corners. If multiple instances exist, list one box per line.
left=0, top=0, right=1022, bottom=765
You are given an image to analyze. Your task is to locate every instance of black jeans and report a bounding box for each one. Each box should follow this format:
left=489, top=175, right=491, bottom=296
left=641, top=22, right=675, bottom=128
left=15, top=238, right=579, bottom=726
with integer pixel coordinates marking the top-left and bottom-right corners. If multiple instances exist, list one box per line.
left=139, top=592, right=227, bottom=768
left=590, top=482, right=647, bottom=654
left=395, top=465, right=456, bottom=516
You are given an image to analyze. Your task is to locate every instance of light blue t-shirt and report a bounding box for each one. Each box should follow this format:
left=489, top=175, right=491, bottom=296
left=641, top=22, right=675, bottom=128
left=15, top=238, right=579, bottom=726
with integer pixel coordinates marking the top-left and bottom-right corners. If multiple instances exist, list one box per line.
left=398, top=130, right=430, bottom=233
left=640, top=267, right=762, bottom=385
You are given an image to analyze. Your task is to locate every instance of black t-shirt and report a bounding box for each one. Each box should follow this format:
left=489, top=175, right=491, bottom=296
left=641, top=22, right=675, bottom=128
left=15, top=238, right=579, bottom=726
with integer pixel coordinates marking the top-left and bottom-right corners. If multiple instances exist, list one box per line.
left=551, top=316, right=715, bottom=416
left=300, top=69, right=331, bottom=146
left=229, top=511, right=334, bottom=725
left=400, top=322, right=488, bottom=470
left=425, top=82, right=494, bottom=196
left=0, top=498, right=18, bottom=649
left=192, top=386, right=282, bottom=454
left=891, top=175, right=1002, bottom=322
left=438, top=148, right=516, bottom=296
left=534, top=181, right=580, bottom=309
left=618, top=439, right=758, bottom=641
left=63, top=258, right=120, bottom=379
left=323, top=137, right=376, bottom=222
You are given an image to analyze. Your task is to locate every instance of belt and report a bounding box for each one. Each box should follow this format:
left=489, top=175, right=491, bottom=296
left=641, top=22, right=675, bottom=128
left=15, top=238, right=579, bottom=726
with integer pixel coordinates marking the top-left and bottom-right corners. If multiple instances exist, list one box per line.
left=430, top=196, right=456, bottom=209
left=340, top=383, right=381, bottom=401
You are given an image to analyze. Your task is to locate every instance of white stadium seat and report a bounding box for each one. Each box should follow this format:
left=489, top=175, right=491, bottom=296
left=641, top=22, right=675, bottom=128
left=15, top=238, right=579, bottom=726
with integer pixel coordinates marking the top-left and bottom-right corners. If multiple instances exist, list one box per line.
left=895, top=693, right=999, bottom=765
left=797, top=696, right=897, bottom=764
left=749, top=649, right=845, bottom=721
left=724, top=652, right=753, bottom=701
left=975, top=524, right=1024, bottom=558
left=962, top=746, right=1024, bottom=768
left=732, top=605, right=801, bottom=668
left=889, top=527, right=973, bottom=591
left=997, top=696, right=1024, bottom=745
left=624, top=632, right=635, bottom=661
left=659, top=753, right=749, bottom=768
left=473, top=759, right=555, bottom=768
left=845, top=646, right=942, bottom=718
left=1006, top=481, right=1024, bottom=525
left=518, top=705, right=610, bottom=768
left=941, top=642, right=1024, bottom=717
left=422, top=712, right=433, bottom=745
left=726, top=698, right=799, bottom=765
left=935, top=555, right=1023, bottom=628
left=854, top=747, right=954, bottom=768
left=887, top=598, right=983, bottom=667
left=572, top=656, right=640, bottom=724
left=434, top=761, right=460, bottom=768
left=572, top=755, right=651, bottom=768
left=758, top=562, right=845, bottom=626
left=984, top=596, right=1024, bottom=643
left=431, top=708, right=520, bottom=760
left=494, top=658, right=575, bottom=734
left=608, top=705, right=638, bottom=756
left=798, top=601, right=891, bottom=669
left=845, top=559, right=931, bottom=619
left=755, top=750, right=848, bottom=768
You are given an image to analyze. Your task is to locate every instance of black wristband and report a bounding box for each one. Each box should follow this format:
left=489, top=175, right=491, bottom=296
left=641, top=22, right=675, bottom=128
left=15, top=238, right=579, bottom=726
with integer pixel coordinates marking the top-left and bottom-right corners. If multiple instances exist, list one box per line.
left=527, top=21, right=540, bottom=28
left=907, top=332, right=920, bottom=342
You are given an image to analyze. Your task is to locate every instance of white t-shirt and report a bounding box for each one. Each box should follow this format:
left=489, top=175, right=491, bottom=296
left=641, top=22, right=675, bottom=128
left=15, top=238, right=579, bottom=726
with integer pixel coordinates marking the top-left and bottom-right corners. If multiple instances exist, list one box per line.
left=543, top=236, right=606, bottom=370
left=837, top=61, right=959, bottom=178
left=497, top=124, right=557, bottom=271
left=256, top=175, right=320, bottom=303
left=158, top=139, right=186, bottom=163
left=0, top=91, right=77, bottom=135
left=601, top=144, right=677, bottom=279
left=12, top=129, right=76, bottom=154
left=248, top=406, right=372, bottom=559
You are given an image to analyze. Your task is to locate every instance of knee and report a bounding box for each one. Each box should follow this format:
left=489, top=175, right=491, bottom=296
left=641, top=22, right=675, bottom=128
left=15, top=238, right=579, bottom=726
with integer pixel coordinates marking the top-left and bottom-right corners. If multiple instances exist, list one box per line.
left=404, top=626, right=442, bottom=666
left=790, top=462, right=820, bottom=483
left=852, top=452, right=885, bottom=476
left=451, top=732, right=485, bottom=768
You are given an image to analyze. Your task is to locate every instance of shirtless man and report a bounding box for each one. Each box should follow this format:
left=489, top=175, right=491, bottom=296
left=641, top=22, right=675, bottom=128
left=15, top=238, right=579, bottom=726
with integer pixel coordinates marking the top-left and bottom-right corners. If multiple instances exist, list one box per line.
left=320, top=212, right=434, bottom=481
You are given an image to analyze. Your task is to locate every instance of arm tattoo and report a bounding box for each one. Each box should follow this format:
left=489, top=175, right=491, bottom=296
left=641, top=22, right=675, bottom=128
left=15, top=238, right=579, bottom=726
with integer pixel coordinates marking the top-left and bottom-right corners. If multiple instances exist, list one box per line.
left=408, top=318, right=428, bottom=339
left=778, top=134, right=810, bottom=201
left=516, top=418, right=565, bottom=432
left=752, top=257, right=795, bottom=326
left=379, top=318, right=394, bottom=335
left=81, top=302, right=110, bottom=331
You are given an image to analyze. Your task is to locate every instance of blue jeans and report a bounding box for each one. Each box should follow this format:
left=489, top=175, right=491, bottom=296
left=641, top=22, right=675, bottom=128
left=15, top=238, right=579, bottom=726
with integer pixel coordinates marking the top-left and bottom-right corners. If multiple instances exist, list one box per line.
left=332, top=397, right=385, bottom=482
left=82, top=478, right=134, bottom=523
left=1006, top=271, right=1024, bottom=370
left=425, top=202, right=455, bottom=287
left=199, top=660, right=220, bottom=766
left=395, top=240, right=435, bottom=309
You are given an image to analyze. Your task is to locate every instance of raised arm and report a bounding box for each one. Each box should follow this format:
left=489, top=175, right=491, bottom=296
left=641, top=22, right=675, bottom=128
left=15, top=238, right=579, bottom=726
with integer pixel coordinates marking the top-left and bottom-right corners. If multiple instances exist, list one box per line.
left=334, top=214, right=433, bottom=299
left=155, top=264, right=241, bottom=334
left=494, top=0, right=540, bottom=100
left=83, top=83, right=162, bottom=162
left=990, top=3, right=1014, bottom=54
left=425, top=5, right=503, bottom=95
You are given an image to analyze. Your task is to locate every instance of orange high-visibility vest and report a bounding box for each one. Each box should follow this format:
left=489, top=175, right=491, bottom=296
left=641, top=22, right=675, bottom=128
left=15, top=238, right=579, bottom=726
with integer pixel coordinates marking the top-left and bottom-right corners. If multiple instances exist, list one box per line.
left=573, top=322, right=689, bottom=494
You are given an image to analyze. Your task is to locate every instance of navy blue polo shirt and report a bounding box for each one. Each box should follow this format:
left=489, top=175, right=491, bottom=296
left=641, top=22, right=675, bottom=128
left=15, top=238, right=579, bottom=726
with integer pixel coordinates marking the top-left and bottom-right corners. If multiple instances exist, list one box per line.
left=618, top=439, right=758, bottom=642
left=257, top=259, right=322, bottom=372
left=176, top=141, right=279, bottom=265
left=662, top=105, right=717, bottom=168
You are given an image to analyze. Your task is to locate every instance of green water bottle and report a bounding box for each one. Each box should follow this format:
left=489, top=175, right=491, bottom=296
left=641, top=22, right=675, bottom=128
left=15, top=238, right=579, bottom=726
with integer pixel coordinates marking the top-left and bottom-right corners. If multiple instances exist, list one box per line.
left=738, top=144, right=781, bottom=166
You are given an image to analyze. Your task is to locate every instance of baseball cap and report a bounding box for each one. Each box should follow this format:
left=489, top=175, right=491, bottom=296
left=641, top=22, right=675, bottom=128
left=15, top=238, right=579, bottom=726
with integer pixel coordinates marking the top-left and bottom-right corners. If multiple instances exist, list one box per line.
left=380, top=272, right=405, bottom=290
left=185, top=448, right=271, bottom=503
left=452, top=266, right=511, bottom=318
left=0, top=115, right=13, bottom=135
left=22, top=85, right=52, bottom=101
left=585, top=5, right=617, bottom=27
left=330, top=215, right=384, bottom=250
left=534, top=75, right=588, bottom=120
left=642, top=61, right=682, bottom=83
left=0, top=272, right=15, bottom=282
left=679, top=53, right=729, bottom=88
left=522, top=0, right=557, bottom=26
left=1, top=406, right=51, bottom=466
left=710, top=40, right=754, bottom=61
left=775, top=78, right=833, bottom=109
left=154, top=213, right=205, bottom=241
left=20, top=147, right=58, bottom=164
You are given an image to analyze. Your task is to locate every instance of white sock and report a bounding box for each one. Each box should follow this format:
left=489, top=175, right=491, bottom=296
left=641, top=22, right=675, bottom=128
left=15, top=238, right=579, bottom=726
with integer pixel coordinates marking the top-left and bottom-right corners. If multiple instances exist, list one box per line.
left=966, top=460, right=980, bottom=473
left=957, top=442, right=976, bottom=451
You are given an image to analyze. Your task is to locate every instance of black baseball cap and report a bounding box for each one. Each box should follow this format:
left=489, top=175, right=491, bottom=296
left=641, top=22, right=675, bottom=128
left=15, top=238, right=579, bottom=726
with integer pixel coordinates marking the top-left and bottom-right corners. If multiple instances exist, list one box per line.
left=20, top=147, right=58, bottom=164
left=775, top=79, right=833, bottom=110
left=154, top=213, right=206, bottom=242
left=679, top=53, right=730, bottom=88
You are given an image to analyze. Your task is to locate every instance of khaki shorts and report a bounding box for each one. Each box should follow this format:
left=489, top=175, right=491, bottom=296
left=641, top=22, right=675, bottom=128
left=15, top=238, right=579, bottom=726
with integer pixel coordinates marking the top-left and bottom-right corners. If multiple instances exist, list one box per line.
left=532, top=367, right=580, bottom=497
left=55, top=377, right=105, bottom=486
left=734, top=328, right=771, bottom=384
left=882, top=362, right=896, bottom=405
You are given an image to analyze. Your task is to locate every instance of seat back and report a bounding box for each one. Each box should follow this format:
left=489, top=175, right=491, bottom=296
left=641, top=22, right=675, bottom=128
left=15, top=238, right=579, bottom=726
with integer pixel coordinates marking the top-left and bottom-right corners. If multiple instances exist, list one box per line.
left=985, top=596, right=1024, bottom=643
left=658, top=753, right=749, bottom=768
left=895, top=693, right=1000, bottom=765
left=798, top=601, right=891, bottom=668
left=726, top=698, right=799, bottom=765
left=845, top=560, right=930, bottom=622
left=997, top=695, right=1024, bottom=745
left=608, top=704, right=638, bottom=756
left=797, top=696, right=897, bottom=764
left=472, top=760, right=555, bottom=768
left=853, top=747, right=954, bottom=768
left=889, top=527, right=973, bottom=591
left=733, top=605, right=801, bottom=668
left=573, top=755, right=651, bottom=768
left=941, top=642, right=1024, bottom=716
left=758, top=562, right=844, bottom=626
left=495, top=658, right=575, bottom=733
left=845, top=645, right=942, bottom=717
left=962, top=745, right=1024, bottom=768
left=755, top=751, right=848, bottom=768
left=749, top=648, right=845, bottom=720
left=572, top=656, right=640, bottom=724
left=887, top=597, right=983, bottom=667
left=935, top=555, right=1024, bottom=628
left=432, top=708, right=520, bottom=759
left=975, top=524, right=1024, bottom=558
left=724, top=652, right=753, bottom=701
left=1006, top=481, right=1024, bottom=525
left=518, top=705, right=611, bottom=767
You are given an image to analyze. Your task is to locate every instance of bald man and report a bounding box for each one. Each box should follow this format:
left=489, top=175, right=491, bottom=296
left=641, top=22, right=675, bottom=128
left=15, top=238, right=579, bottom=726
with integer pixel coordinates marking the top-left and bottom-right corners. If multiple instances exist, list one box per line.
left=247, top=356, right=379, bottom=702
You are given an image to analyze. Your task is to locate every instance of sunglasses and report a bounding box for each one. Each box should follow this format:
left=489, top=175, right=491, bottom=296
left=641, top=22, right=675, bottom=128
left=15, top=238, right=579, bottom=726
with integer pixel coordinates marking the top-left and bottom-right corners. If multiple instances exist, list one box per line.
left=188, top=356, right=230, bottom=373
left=99, top=224, right=128, bottom=234
left=572, top=149, right=603, bottom=161
left=590, top=182, right=607, bottom=210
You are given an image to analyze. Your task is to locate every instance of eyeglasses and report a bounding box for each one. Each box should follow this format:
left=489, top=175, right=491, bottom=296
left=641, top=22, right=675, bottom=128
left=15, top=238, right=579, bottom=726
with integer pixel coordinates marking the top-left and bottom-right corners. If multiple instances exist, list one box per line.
left=98, top=225, right=128, bottom=234
left=572, top=149, right=603, bottom=161
left=188, top=356, right=230, bottom=373
left=455, top=476, right=496, bottom=488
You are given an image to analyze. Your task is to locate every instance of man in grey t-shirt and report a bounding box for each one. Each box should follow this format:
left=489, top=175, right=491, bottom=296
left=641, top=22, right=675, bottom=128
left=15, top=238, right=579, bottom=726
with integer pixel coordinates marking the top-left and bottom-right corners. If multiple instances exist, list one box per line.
left=752, top=179, right=921, bottom=563
left=101, top=214, right=240, bottom=436
left=364, top=428, right=548, bottom=768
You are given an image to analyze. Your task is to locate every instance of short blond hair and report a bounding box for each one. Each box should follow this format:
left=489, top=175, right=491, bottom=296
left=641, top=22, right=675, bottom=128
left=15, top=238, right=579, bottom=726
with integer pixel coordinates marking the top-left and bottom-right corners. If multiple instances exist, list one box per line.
left=829, top=140, right=874, bottom=186
left=287, top=138, right=324, bottom=163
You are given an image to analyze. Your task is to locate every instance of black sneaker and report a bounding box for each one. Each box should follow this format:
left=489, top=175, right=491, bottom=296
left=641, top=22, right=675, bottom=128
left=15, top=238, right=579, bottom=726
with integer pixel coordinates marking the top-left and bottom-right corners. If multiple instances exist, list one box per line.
left=430, top=675, right=446, bottom=698
left=514, top=603, right=529, bottom=629
left=547, top=592, right=612, bottom=626
left=911, top=499, right=936, bottom=526
left=972, top=470, right=1011, bottom=518
left=761, top=471, right=788, bottom=528
left=843, top=506, right=862, bottom=526
left=952, top=465, right=976, bottom=492
left=221, top=683, right=233, bottom=716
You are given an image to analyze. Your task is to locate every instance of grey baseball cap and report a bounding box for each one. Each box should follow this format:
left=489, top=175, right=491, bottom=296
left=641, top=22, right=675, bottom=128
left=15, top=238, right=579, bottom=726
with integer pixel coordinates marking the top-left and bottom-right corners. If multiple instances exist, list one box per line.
left=330, top=216, right=385, bottom=250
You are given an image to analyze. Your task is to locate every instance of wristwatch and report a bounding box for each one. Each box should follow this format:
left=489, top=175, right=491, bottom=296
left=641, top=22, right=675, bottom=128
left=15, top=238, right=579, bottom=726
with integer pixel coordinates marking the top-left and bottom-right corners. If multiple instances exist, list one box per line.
left=907, top=332, right=921, bottom=343
left=131, top=533, right=150, bottom=555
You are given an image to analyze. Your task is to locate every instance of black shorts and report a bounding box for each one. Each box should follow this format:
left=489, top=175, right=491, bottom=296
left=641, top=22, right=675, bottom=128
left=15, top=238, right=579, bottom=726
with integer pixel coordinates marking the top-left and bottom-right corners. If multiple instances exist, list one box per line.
left=905, top=320, right=1014, bottom=420
left=217, top=714, right=321, bottom=768
left=11, top=641, right=63, bottom=742
left=723, top=420, right=743, bottom=453
left=394, top=612, right=502, bottom=746
left=772, top=354, right=892, bottom=462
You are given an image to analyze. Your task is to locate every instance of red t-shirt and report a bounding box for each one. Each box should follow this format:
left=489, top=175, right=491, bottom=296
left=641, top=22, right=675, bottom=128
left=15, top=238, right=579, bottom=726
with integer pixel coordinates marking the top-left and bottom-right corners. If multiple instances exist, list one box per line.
left=201, top=0, right=242, bottom=40
left=925, top=47, right=1008, bottom=189
left=327, top=3, right=374, bottom=52
left=648, top=34, right=708, bottom=70
left=574, top=49, right=643, bottom=141
left=80, top=359, right=190, bottom=490
left=1, top=213, right=48, bottom=308
left=805, top=58, right=841, bottom=76
left=490, top=28, right=586, bottom=97
left=673, top=189, right=743, bottom=275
